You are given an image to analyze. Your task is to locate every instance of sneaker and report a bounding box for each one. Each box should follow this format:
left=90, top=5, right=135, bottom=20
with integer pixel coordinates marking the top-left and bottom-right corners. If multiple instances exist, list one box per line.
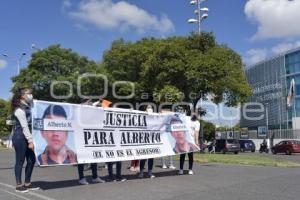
left=138, top=172, right=144, bottom=178
left=178, top=169, right=184, bottom=175
left=134, top=167, right=140, bottom=172
left=188, top=170, right=194, bottom=175
left=149, top=174, right=155, bottom=179
left=92, top=177, right=106, bottom=183
left=15, top=185, right=28, bottom=193
left=116, top=176, right=127, bottom=182
left=25, top=184, right=40, bottom=191
left=162, top=164, right=167, bottom=169
left=168, top=165, right=176, bottom=169
left=106, top=175, right=116, bottom=182
left=78, top=178, right=89, bottom=185
left=129, top=166, right=135, bottom=171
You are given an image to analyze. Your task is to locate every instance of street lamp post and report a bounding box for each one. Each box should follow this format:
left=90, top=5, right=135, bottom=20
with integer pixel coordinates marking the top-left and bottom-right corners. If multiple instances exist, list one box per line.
left=188, top=0, right=209, bottom=34
left=31, top=43, right=42, bottom=51
left=1, top=53, right=26, bottom=75
left=230, top=110, right=233, bottom=138
left=265, top=103, right=270, bottom=145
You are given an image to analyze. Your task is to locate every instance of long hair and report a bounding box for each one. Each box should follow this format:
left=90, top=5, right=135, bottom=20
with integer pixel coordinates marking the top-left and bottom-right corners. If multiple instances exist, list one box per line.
left=11, top=88, right=30, bottom=112
left=42, top=104, right=67, bottom=119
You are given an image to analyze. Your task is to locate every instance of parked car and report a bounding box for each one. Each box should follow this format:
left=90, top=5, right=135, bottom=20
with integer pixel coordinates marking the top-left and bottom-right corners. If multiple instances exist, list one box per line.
left=215, top=139, right=240, bottom=154
left=239, top=140, right=256, bottom=152
left=271, top=140, right=300, bottom=155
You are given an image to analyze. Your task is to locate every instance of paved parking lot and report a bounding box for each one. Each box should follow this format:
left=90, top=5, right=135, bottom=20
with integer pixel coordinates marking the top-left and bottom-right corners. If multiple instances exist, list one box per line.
left=1, top=150, right=300, bottom=200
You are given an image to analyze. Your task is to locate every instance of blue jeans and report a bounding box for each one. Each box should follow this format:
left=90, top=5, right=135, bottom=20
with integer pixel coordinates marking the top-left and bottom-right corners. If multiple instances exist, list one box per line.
left=160, top=156, right=174, bottom=166
left=77, top=163, right=98, bottom=180
left=139, top=159, right=154, bottom=172
left=12, top=134, right=36, bottom=185
left=107, top=162, right=122, bottom=178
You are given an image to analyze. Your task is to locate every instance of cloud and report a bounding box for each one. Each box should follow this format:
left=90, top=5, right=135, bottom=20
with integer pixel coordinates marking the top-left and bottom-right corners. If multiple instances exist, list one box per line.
left=67, top=0, right=174, bottom=34
left=244, top=48, right=268, bottom=66
left=245, top=0, right=300, bottom=40
left=62, top=0, right=72, bottom=12
left=0, top=59, right=7, bottom=69
left=244, top=40, right=300, bottom=66
left=271, top=41, right=300, bottom=54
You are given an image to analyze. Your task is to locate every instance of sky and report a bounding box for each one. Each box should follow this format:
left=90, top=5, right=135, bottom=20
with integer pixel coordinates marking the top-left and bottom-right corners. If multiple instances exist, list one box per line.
left=1, top=0, right=300, bottom=125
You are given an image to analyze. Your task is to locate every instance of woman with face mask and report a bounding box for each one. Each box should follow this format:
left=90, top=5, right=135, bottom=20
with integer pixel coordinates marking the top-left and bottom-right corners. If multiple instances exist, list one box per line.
left=11, top=87, right=39, bottom=193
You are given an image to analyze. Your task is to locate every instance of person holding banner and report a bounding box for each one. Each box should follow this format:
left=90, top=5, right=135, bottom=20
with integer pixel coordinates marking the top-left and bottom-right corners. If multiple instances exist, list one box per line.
left=11, top=88, right=39, bottom=193
left=166, top=113, right=199, bottom=175
left=77, top=163, right=105, bottom=185
left=37, top=105, right=77, bottom=165
left=138, top=105, right=155, bottom=179
left=169, top=115, right=199, bottom=154
left=178, top=114, right=200, bottom=175
left=106, top=162, right=126, bottom=182
left=76, top=99, right=108, bottom=185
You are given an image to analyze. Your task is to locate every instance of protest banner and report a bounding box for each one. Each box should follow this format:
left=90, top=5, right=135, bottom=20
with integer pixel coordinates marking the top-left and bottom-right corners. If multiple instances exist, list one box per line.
left=32, top=100, right=199, bottom=166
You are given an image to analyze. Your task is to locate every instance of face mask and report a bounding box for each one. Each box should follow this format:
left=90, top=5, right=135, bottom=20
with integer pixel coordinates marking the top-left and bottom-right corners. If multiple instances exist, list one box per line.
left=191, top=115, right=197, bottom=121
left=147, top=108, right=153, bottom=113
left=26, top=94, right=33, bottom=103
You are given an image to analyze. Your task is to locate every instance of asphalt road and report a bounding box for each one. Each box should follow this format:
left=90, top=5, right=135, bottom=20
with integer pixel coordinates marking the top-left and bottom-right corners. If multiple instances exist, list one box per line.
left=1, top=150, right=300, bottom=200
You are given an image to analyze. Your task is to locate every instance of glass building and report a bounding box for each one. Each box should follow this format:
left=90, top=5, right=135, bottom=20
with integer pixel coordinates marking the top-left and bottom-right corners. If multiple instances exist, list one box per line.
left=240, top=47, right=300, bottom=130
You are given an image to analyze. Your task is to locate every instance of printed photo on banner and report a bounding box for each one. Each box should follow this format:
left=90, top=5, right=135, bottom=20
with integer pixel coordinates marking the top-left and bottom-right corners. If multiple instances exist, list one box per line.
left=32, top=102, right=77, bottom=166
left=164, top=114, right=199, bottom=154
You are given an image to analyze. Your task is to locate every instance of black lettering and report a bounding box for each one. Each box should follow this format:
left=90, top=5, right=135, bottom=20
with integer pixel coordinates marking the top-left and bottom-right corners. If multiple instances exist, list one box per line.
left=84, top=131, right=91, bottom=145
left=100, top=132, right=107, bottom=144
left=92, top=131, right=100, bottom=144
left=117, top=150, right=124, bottom=157
left=144, top=132, right=150, bottom=143
left=126, top=149, right=133, bottom=156
left=133, top=132, right=138, bottom=143
left=121, top=132, right=127, bottom=144
left=108, top=132, right=114, bottom=144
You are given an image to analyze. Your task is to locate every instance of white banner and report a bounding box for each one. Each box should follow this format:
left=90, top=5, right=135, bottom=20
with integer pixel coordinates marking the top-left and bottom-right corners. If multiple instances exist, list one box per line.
left=32, top=100, right=199, bottom=166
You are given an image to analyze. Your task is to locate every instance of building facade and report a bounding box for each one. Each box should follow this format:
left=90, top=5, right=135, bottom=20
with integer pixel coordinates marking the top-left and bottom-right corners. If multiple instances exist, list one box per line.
left=240, top=47, right=300, bottom=131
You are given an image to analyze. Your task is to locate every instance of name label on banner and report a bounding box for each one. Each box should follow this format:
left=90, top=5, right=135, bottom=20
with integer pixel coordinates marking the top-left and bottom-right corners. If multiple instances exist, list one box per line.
left=43, top=119, right=74, bottom=131
left=171, top=124, right=187, bottom=131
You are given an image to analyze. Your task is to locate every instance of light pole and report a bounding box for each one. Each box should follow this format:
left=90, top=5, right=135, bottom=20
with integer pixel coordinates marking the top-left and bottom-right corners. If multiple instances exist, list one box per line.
left=230, top=109, right=233, bottom=138
left=1, top=52, right=26, bottom=75
left=265, top=103, right=270, bottom=145
left=31, top=43, right=42, bottom=51
left=188, top=0, right=209, bottom=34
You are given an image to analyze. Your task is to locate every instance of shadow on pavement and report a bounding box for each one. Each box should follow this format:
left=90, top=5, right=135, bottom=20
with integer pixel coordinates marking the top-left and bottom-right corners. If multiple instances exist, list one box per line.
left=33, top=170, right=182, bottom=190
left=0, top=167, right=14, bottom=170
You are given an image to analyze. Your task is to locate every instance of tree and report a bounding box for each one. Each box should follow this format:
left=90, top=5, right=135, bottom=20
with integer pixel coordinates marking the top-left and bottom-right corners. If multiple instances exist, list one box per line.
left=11, top=45, right=106, bottom=103
left=103, top=32, right=252, bottom=109
left=0, top=99, right=11, bottom=136
left=200, top=120, right=216, bottom=141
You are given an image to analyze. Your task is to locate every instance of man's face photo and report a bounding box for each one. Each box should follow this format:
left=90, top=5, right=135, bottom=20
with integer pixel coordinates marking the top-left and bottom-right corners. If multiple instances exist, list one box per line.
left=42, top=115, right=68, bottom=151
left=171, top=121, right=186, bottom=144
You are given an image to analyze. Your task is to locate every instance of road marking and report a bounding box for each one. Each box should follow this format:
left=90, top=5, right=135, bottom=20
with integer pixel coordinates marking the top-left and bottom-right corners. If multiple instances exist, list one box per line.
left=0, top=188, right=32, bottom=200
left=0, top=182, right=57, bottom=200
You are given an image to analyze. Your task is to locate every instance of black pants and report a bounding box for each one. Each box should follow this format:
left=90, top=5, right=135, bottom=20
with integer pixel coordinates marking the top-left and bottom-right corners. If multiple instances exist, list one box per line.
left=77, top=163, right=98, bottom=180
left=12, top=135, right=36, bottom=185
left=139, top=159, right=154, bottom=171
left=179, top=152, right=193, bottom=170
left=107, top=162, right=122, bottom=178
